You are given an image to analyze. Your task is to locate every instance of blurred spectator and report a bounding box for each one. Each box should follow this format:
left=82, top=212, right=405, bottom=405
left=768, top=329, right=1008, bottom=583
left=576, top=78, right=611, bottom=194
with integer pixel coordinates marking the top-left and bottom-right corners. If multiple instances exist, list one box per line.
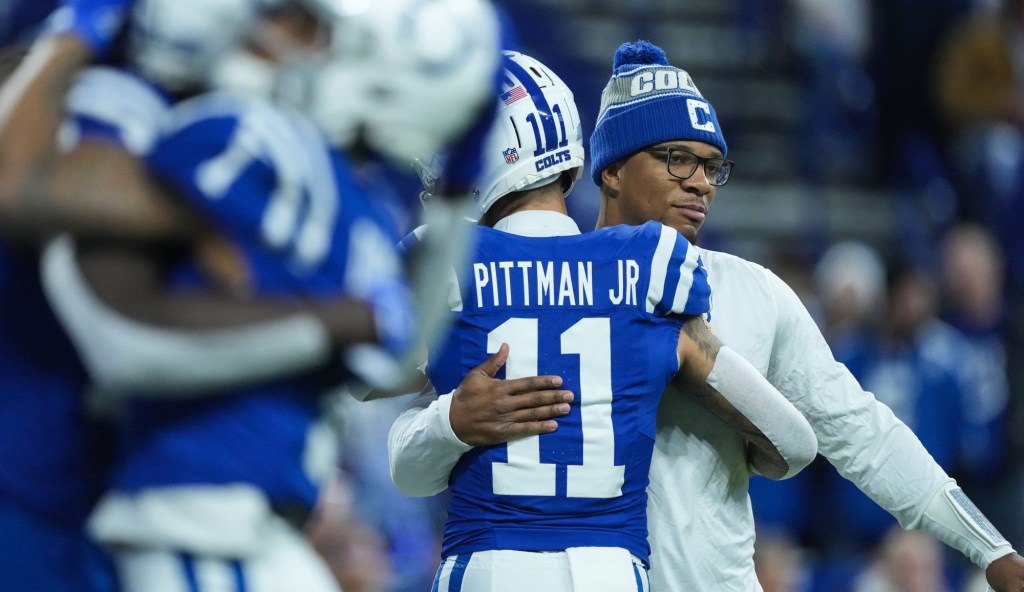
left=933, top=0, right=1024, bottom=287
left=852, top=528, right=954, bottom=592
left=870, top=0, right=971, bottom=184
left=791, top=0, right=877, bottom=185
left=934, top=0, right=1024, bottom=136
left=940, top=223, right=1007, bottom=336
left=754, top=529, right=811, bottom=592
left=812, top=240, right=887, bottom=347
left=941, top=222, right=1024, bottom=555
left=938, top=224, right=1010, bottom=481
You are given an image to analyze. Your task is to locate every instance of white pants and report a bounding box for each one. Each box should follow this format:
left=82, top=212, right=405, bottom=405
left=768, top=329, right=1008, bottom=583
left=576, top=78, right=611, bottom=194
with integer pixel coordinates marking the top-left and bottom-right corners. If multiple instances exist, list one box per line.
left=110, top=521, right=340, bottom=592
left=432, top=547, right=649, bottom=592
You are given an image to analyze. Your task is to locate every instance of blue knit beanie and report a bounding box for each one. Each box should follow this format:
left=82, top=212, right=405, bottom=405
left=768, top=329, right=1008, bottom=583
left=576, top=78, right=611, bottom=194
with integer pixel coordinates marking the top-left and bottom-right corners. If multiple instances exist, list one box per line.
left=590, top=40, right=727, bottom=185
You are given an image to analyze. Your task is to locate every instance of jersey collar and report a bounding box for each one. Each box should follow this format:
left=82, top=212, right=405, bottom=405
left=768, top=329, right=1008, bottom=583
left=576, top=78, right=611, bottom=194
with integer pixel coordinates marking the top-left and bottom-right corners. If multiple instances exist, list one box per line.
left=492, top=210, right=581, bottom=237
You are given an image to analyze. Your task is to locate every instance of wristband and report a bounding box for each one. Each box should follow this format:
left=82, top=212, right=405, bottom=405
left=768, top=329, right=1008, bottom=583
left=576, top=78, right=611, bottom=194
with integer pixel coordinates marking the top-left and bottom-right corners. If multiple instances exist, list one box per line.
left=918, top=483, right=1014, bottom=568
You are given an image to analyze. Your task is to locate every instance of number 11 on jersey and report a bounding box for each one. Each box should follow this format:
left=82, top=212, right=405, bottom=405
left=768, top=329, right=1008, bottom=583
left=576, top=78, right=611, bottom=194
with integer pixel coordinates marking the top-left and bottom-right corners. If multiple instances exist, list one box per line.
left=488, top=317, right=625, bottom=498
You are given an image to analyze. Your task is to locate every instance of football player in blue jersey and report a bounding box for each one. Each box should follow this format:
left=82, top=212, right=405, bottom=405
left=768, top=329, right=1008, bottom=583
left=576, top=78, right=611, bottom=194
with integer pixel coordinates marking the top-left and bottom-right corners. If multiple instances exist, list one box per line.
left=0, top=0, right=502, bottom=590
left=388, top=51, right=817, bottom=592
left=0, top=1, right=148, bottom=589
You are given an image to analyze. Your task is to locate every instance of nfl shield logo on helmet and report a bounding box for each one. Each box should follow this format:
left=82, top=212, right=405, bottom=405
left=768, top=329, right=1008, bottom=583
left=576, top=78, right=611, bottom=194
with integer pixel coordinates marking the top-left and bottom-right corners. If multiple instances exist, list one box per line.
left=503, top=147, right=519, bottom=164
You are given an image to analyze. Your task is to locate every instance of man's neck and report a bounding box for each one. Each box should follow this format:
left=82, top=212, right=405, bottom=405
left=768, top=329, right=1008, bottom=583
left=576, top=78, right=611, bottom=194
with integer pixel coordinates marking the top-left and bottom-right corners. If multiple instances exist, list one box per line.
left=488, top=184, right=567, bottom=227
left=595, top=199, right=612, bottom=229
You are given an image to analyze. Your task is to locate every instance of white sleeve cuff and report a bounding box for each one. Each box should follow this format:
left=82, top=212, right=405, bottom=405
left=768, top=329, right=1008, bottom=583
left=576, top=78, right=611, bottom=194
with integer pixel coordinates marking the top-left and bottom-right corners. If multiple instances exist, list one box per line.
left=436, top=390, right=474, bottom=450
left=916, top=482, right=1015, bottom=568
left=388, top=389, right=471, bottom=497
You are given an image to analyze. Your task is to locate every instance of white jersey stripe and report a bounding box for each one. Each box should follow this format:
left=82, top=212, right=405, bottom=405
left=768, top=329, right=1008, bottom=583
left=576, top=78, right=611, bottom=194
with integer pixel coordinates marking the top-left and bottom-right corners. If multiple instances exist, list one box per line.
left=66, top=67, right=169, bottom=155
left=669, top=237, right=701, bottom=314
left=645, top=225, right=677, bottom=314
left=448, top=266, right=463, bottom=312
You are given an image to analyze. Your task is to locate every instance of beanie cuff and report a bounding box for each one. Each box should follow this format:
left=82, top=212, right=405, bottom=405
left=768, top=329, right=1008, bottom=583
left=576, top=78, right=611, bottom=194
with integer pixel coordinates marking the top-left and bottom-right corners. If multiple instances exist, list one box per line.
left=590, top=95, right=726, bottom=185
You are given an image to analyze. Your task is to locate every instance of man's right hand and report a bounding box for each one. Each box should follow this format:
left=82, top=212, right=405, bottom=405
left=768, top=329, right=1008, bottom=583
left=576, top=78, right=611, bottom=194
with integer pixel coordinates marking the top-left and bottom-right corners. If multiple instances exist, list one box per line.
left=985, top=552, right=1024, bottom=592
left=449, top=343, right=573, bottom=446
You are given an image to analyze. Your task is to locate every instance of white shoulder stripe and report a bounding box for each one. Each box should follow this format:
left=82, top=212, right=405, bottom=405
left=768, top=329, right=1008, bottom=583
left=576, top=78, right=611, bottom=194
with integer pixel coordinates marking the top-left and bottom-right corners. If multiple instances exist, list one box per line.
left=65, top=67, right=169, bottom=155
left=645, top=225, right=677, bottom=314
left=670, top=239, right=701, bottom=314
left=448, top=266, right=463, bottom=312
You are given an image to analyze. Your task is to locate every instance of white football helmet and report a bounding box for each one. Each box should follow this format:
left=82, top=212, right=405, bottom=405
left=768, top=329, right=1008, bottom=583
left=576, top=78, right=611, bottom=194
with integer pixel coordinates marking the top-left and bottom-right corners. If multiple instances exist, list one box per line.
left=275, top=0, right=501, bottom=164
left=125, top=0, right=261, bottom=94
left=415, top=51, right=586, bottom=219
left=474, top=50, right=585, bottom=216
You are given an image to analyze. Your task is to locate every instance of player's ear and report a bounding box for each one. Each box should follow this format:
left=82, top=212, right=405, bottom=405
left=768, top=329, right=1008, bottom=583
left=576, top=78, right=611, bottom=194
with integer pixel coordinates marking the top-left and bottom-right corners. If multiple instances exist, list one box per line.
left=600, top=161, right=623, bottom=197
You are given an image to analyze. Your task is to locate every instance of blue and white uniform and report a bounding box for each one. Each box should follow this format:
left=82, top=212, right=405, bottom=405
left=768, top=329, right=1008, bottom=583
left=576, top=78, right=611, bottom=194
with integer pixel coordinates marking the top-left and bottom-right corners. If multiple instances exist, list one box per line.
left=79, top=90, right=414, bottom=592
left=0, top=245, right=117, bottom=592
left=0, top=66, right=171, bottom=592
left=421, top=211, right=709, bottom=591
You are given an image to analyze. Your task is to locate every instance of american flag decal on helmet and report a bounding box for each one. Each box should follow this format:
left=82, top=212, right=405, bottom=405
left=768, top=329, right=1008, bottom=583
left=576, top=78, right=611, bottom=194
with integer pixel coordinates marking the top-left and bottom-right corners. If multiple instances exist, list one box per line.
left=503, top=148, right=519, bottom=163
left=500, top=86, right=527, bottom=105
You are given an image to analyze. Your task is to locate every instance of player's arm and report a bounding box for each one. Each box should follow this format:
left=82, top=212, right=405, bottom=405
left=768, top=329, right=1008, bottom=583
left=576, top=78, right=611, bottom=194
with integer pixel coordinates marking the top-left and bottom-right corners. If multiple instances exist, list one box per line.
left=672, top=316, right=817, bottom=480
left=388, top=344, right=571, bottom=497
left=0, top=24, right=199, bottom=244
left=41, top=236, right=392, bottom=397
left=761, top=269, right=1020, bottom=581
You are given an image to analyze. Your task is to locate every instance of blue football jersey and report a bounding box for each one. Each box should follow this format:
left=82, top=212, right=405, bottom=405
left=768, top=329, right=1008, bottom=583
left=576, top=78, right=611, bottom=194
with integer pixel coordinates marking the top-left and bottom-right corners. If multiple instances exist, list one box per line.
left=104, top=92, right=414, bottom=512
left=427, top=221, right=710, bottom=566
left=0, top=67, right=167, bottom=529
left=0, top=245, right=106, bottom=527
left=0, top=66, right=160, bottom=592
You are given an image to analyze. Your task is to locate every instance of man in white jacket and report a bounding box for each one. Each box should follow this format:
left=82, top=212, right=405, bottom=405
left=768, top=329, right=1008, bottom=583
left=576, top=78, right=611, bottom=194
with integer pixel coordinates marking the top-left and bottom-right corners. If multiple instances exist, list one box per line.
left=393, top=48, right=820, bottom=591
left=388, top=40, right=1024, bottom=591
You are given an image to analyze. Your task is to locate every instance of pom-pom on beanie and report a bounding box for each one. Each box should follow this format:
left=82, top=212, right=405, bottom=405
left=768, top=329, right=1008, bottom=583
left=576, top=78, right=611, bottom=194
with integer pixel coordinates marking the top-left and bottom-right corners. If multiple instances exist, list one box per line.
left=589, top=40, right=727, bottom=185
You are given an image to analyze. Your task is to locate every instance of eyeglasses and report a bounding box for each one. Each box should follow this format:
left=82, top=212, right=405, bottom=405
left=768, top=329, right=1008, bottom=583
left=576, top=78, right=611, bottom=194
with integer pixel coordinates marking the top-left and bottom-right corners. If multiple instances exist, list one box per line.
left=641, top=147, right=734, bottom=186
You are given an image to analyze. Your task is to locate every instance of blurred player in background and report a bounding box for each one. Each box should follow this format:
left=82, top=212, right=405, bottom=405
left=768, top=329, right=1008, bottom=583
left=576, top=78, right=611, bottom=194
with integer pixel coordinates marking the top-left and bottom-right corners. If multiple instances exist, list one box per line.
left=0, top=0, right=501, bottom=589
left=388, top=50, right=817, bottom=591
left=0, top=1, right=159, bottom=589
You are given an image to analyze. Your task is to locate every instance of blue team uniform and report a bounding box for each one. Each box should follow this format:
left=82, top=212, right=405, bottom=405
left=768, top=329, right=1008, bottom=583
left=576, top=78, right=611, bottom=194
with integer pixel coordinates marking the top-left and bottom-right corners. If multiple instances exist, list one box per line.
left=101, top=91, right=414, bottom=518
left=0, top=247, right=117, bottom=592
left=0, top=68, right=148, bottom=592
left=427, top=221, right=710, bottom=567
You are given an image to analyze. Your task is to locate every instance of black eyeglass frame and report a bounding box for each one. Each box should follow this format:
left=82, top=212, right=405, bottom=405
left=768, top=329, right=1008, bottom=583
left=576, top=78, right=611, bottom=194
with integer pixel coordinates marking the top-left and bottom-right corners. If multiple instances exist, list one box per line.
left=640, top=147, right=735, bottom=186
